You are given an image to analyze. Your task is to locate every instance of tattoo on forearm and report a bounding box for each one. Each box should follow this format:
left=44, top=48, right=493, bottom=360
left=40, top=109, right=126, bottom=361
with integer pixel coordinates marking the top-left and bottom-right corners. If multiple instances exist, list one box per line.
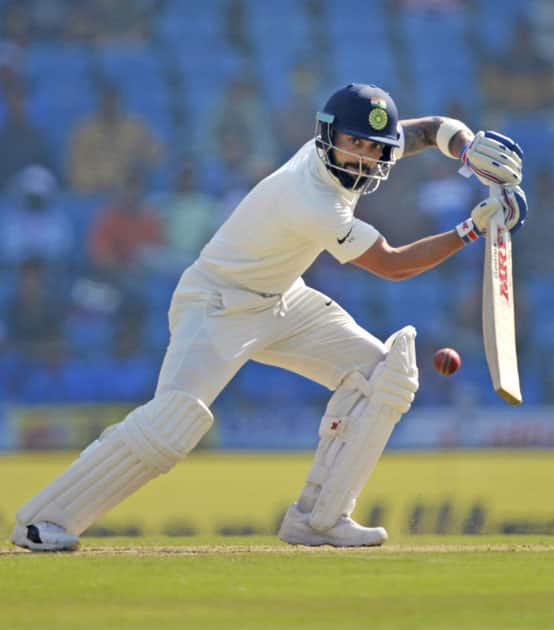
left=400, top=117, right=443, bottom=157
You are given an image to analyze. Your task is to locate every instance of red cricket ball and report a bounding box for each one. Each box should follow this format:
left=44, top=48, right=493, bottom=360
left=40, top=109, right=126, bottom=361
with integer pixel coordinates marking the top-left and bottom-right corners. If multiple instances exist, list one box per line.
left=433, top=347, right=462, bottom=376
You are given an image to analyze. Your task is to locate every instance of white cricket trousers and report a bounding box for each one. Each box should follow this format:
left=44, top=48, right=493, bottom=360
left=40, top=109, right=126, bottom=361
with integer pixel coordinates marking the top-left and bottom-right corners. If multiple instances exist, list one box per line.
left=156, top=275, right=386, bottom=405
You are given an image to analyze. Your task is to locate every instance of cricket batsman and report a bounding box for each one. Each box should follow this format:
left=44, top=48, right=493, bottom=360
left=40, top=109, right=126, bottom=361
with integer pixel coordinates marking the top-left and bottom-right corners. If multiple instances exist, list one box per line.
left=12, top=83, right=527, bottom=550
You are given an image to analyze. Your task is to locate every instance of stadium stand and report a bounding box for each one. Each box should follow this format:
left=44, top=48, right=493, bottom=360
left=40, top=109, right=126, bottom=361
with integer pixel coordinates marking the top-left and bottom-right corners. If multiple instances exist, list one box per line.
left=0, top=0, right=551, bottom=411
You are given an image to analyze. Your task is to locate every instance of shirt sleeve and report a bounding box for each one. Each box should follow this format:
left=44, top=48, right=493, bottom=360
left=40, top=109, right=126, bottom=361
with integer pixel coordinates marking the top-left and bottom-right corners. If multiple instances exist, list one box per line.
left=325, top=217, right=380, bottom=263
left=297, top=195, right=380, bottom=264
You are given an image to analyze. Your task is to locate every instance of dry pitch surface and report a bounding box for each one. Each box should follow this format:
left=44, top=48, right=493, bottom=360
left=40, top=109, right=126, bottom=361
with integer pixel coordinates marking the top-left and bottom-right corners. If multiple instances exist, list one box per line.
left=3, top=542, right=554, bottom=555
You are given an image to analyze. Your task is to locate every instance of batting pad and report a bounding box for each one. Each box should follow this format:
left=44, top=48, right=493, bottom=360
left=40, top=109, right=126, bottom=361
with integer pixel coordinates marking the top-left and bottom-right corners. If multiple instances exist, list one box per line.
left=16, top=391, right=213, bottom=535
left=308, top=326, right=418, bottom=532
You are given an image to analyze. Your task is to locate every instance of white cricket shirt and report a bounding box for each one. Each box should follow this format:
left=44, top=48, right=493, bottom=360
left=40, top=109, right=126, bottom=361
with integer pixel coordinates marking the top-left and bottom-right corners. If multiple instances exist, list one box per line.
left=187, top=140, right=381, bottom=295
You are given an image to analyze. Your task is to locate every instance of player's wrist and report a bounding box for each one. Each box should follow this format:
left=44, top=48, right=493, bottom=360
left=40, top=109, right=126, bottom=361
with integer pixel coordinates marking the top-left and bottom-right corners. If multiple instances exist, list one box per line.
left=436, top=118, right=473, bottom=159
left=455, top=218, right=481, bottom=244
left=460, top=141, right=471, bottom=165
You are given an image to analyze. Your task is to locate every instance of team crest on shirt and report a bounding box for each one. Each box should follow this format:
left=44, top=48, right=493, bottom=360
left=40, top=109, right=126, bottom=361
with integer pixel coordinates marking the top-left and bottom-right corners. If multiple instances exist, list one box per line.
left=368, top=107, right=388, bottom=130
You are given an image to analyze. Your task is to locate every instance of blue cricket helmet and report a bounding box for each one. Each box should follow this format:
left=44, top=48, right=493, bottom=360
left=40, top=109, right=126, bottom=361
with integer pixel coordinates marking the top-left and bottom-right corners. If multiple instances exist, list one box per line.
left=322, top=83, right=400, bottom=147
left=315, top=83, right=401, bottom=194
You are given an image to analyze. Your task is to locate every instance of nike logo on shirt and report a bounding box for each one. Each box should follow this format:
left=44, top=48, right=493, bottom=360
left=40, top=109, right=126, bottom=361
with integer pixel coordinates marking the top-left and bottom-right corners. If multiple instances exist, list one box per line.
left=337, top=226, right=353, bottom=244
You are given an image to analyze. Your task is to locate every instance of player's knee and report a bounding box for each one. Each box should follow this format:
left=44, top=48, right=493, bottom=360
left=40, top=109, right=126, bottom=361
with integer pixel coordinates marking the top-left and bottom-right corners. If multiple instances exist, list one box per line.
left=378, top=325, right=419, bottom=413
left=370, top=364, right=417, bottom=415
left=118, top=390, right=214, bottom=474
left=348, top=342, right=386, bottom=383
left=351, top=326, right=419, bottom=416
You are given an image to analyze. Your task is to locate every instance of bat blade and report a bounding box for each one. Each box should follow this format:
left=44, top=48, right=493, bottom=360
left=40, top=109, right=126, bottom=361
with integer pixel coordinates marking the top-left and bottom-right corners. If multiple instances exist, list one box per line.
left=482, top=208, right=522, bottom=405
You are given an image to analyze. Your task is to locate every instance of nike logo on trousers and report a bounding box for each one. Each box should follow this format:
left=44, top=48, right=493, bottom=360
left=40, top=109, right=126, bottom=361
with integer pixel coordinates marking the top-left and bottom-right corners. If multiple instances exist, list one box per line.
left=337, top=226, right=353, bottom=244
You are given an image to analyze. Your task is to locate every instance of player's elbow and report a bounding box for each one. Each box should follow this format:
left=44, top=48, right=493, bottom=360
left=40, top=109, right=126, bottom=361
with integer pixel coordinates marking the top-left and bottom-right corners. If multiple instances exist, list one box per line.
left=382, top=266, right=420, bottom=281
left=379, top=247, right=423, bottom=280
left=387, top=270, right=413, bottom=281
left=359, top=264, right=413, bottom=281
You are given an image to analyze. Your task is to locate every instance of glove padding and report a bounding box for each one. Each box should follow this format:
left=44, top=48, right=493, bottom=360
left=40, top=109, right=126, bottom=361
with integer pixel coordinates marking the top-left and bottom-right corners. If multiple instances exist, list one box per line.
left=456, top=185, right=527, bottom=243
left=461, top=130, right=523, bottom=186
left=472, top=185, right=527, bottom=234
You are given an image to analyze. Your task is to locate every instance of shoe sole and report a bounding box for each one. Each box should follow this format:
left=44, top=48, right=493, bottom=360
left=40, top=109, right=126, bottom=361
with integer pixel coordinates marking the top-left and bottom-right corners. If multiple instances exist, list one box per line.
left=279, top=532, right=387, bottom=547
left=12, top=540, right=80, bottom=552
left=11, top=526, right=80, bottom=552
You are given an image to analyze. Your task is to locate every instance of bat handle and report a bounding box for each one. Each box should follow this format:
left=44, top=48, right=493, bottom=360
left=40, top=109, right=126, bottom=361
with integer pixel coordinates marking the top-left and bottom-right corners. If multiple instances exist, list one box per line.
left=487, top=183, right=507, bottom=227
left=488, top=183, right=503, bottom=196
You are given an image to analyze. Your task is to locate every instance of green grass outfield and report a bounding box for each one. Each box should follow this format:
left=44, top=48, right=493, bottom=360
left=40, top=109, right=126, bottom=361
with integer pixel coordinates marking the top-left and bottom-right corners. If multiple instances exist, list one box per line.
left=1, top=536, right=554, bottom=629
left=1, top=451, right=553, bottom=629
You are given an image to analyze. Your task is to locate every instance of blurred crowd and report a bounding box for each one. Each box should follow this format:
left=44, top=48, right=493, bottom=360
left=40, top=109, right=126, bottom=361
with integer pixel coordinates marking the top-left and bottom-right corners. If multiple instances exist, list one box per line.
left=0, top=0, right=553, bottom=408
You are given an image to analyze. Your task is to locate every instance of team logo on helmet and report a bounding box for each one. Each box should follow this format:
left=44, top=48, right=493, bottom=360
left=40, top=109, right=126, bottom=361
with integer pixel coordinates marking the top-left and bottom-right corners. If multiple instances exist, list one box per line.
left=368, top=107, right=388, bottom=130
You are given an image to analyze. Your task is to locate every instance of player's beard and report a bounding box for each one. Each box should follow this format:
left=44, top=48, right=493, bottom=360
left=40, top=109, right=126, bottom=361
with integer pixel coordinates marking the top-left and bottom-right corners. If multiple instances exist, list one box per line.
left=331, top=161, right=373, bottom=191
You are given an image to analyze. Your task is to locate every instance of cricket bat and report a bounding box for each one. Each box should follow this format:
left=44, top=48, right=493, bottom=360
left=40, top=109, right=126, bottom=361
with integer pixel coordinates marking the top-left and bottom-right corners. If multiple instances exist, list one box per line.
left=482, top=186, right=522, bottom=405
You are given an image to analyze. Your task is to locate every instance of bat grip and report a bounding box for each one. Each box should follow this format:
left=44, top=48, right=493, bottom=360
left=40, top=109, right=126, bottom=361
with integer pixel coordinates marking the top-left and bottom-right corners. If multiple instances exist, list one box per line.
left=487, top=183, right=507, bottom=227
left=487, top=183, right=503, bottom=196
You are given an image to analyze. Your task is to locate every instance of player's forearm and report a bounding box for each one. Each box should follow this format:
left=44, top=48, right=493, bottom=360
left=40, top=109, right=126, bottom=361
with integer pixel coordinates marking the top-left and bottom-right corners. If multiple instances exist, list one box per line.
left=353, top=231, right=464, bottom=280
left=401, top=117, right=473, bottom=158
left=388, top=230, right=465, bottom=279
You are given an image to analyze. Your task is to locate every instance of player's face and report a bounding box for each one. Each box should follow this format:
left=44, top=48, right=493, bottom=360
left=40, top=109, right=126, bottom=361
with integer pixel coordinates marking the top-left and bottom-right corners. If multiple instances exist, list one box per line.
left=332, top=131, right=385, bottom=173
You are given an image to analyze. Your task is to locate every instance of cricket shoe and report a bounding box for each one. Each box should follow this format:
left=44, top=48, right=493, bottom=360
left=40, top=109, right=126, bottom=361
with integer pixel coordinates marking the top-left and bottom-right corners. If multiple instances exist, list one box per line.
left=11, top=521, right=80, bottom=551
left=278, top=503, right=388, bottom=547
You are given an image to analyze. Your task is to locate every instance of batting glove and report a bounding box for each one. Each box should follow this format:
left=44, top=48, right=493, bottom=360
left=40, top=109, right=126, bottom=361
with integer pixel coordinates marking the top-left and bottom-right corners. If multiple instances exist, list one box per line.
left=456, top=185, right=528, bottom=244
left=460, top=130, right=523, bottom=187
